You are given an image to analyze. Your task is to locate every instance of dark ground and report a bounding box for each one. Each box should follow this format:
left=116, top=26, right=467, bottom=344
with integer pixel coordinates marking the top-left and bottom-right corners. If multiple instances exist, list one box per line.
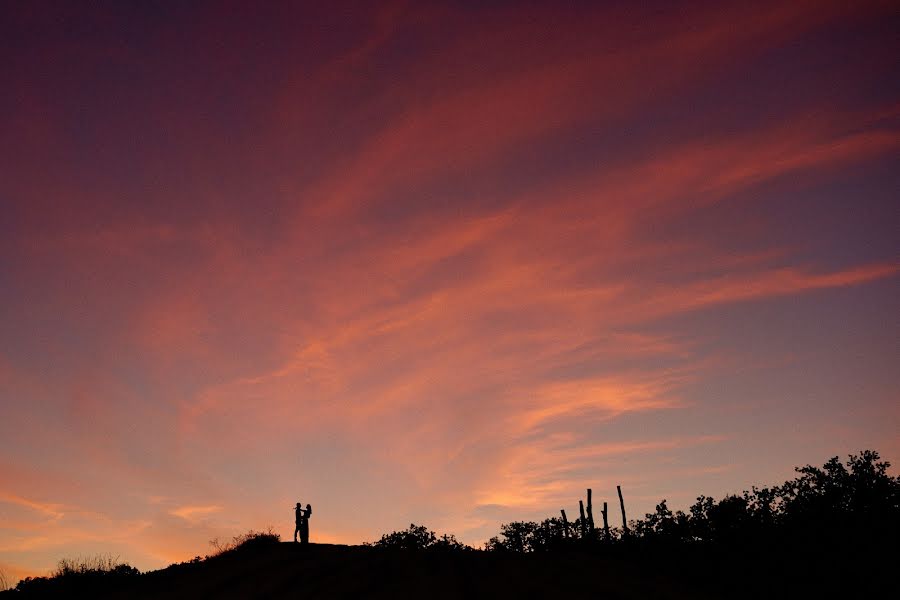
left=2, top=540, right=891, bottom=599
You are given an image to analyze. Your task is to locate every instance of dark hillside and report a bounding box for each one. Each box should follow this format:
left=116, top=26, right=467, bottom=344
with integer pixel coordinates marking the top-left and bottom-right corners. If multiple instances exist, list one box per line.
left=146, top=543, right=691, bottom=599
left=4, top=539, right=893, bottom=599
left=3, top=543, right=698, bottom=599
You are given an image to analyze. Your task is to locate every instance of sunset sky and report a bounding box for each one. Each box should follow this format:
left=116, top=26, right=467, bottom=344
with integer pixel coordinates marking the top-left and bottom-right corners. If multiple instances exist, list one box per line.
left=1, top=0, right=898, bottom=583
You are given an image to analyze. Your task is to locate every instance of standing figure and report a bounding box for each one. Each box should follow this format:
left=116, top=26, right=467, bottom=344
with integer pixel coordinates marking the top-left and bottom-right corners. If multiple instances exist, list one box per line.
left=294, top=502, right=305, bottom=543
left=300, top=503, right=312, bottom=544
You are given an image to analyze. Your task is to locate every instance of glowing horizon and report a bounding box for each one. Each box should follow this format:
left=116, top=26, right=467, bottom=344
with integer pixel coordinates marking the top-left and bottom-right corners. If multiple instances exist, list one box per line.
left=1, top=0, right=898, bottom=584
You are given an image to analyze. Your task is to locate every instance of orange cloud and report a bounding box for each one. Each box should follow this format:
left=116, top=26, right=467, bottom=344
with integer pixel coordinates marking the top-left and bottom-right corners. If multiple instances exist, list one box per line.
left=514, top=375, right=688, bottom=434
left=472, top=435, right=728, bottom=510
left=169, top=505, right=224, bottom=523
left=0, top=492, right=66, bottom=521
left=1, top=0, right=897, bottom=573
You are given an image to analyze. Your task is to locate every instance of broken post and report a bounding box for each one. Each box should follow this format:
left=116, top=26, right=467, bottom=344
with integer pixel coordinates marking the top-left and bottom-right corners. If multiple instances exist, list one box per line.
left=586, top=488, right=595, bottom=536
left=602, top=501, right=610, bottom=541
left=617, top=485, right=628, bottom=537
left=578, top=500, right=587, bottom=537
left=560, top=509, right=569, bottom=539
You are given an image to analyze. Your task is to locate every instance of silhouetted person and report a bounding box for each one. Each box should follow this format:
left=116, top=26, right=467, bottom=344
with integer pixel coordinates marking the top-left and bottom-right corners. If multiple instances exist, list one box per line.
left=294, top=502, right=309, bottom=544
left=300, top=503, right=312, bottom=544
left=294, top=502, right=312, bottom=544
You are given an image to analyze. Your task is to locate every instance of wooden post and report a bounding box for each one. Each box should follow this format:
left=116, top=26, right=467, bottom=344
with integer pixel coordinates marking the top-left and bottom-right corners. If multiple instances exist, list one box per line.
left=602, top=501, right=610, bottom=541
left=560, top=509, right=569, bottom=539
left=578, top=500, right=587, bottom=537
left=586, top=488, right=595, bottom=536
left=617, top=485, right=628, bottom=537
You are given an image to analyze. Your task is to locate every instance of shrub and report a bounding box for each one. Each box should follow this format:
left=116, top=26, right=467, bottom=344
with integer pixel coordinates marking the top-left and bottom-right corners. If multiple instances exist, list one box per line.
left=372, top=524, right=471, bottom=551
left=14, top=555, right=138, bottom=594
left=485, top=517, right=581, bottom=552
left=209, top=527, right=281, bottom=555
left=52, top=555, right=139, bottom=578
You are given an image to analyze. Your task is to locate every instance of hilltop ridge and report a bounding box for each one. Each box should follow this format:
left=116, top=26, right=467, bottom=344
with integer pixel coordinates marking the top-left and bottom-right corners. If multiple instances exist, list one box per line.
left=4, top=538, right=893, bottom=599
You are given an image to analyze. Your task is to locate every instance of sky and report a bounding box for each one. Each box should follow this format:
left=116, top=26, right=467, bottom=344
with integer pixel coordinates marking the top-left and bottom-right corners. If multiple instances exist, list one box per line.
left=1, top=0, right=898, bottom=584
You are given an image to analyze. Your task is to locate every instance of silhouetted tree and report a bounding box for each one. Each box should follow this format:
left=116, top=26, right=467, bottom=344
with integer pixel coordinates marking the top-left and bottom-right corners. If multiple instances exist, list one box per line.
left=632, top=500, right=690, bottom=543
left=777, top=450, right=899, bottom=547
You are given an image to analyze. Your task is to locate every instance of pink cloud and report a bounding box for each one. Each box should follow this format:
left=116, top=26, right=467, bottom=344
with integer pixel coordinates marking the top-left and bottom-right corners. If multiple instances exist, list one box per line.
left=0, top=0, right=897, bottom=572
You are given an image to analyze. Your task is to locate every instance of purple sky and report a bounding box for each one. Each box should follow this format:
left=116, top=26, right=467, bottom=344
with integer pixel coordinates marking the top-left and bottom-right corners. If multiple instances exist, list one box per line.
left=1, top=0, right=898, bottom=584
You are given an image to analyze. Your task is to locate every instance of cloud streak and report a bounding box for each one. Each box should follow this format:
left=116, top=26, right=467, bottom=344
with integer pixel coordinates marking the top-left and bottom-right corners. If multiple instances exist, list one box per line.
left=0, top=0, right=897, bottom=583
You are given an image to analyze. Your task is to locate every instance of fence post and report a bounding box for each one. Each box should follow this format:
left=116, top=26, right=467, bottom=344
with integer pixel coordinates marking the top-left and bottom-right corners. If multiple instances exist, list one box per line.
left=579, top=500, right=587, bottom=538
left=586, top=488, right=595, bottom=537
left=602, top=501, right=610, bottom=541
left=617, top=485, right=628, bottom=537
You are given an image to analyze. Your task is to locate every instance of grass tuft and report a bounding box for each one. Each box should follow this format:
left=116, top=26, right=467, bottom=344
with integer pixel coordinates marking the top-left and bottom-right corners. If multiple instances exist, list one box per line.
left=52, top=554, right=139, bottom=578
left=209, top=527, right=281, bottom=556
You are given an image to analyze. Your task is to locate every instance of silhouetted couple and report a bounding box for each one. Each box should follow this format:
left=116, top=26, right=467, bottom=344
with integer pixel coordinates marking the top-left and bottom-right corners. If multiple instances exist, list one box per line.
left=294, top=502, right=312, bottom=544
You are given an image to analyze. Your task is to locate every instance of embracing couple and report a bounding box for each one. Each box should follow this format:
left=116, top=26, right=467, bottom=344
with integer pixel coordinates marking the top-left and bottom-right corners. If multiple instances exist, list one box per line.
left=294, top=502, right=312, bottom=544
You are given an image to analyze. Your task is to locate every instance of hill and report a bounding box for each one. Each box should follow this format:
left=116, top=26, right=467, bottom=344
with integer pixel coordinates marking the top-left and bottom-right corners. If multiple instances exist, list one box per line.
left=3, top=542, right=699, bottom=599
left=3, top=538, right=893, bottom=599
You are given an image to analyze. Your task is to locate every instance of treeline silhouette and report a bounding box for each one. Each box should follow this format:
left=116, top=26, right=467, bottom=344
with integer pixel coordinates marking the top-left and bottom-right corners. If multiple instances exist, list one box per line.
left=369, top=451, right=897, bottom=597
left=487, top=450, right=898, bottom=552
left=372, top=451, right=898, bottom=554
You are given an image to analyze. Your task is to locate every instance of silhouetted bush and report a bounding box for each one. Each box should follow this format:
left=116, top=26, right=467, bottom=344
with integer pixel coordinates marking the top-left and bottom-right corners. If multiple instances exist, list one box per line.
left=485, top=517, right=588, bottom=552
left=209, top=527, right=281, bottom=555
left=14, top=555, right=139, bottom=595
left=52, top=555, right=140, bottom=578
left=777, top=450, right=898, bottom=535
left=371, top=524, right=471, bottom=551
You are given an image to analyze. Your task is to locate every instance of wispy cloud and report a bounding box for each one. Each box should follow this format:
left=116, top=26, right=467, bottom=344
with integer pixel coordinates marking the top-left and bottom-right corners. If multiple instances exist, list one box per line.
left=0, top=0, right=896, bottom=575
left=169, top=505, right=224, bottom=523
left=0, top=492, right=65, bottom=521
